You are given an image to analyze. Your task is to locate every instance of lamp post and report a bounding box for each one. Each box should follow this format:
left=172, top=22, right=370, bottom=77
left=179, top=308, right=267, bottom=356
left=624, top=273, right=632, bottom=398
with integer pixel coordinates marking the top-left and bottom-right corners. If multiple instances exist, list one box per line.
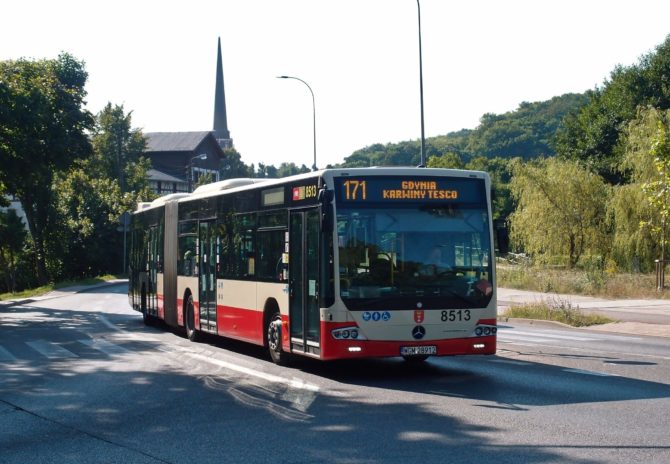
left=277, top=75, right=317, bottom=171
left=188, top=153, right=208, bottom=192
left=416, top=0, right=426, bottom=168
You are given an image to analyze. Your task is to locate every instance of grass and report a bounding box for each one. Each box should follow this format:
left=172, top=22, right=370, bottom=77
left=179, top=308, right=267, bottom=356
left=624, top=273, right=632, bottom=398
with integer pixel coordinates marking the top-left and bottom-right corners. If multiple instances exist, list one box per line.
left=0, top=274, right=122, bottom=301
left=497, top=263, right=669, bottom=299
left=503, top=297, right=615, bottom=327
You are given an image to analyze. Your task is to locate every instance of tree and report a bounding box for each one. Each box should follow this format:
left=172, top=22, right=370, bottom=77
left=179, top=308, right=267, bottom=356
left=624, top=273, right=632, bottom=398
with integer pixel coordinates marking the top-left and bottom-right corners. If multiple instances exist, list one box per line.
left=555, top=35, right=670, bottom=183
left=90, top=103, right=147, bottom=193
left=609, top=107, right=670, bottom=271
left=640, top=114, right=670, bottom=263
left=52, top=167, right=127, bottom=278
left=427, top=152, right=464, bottom=169
left=220, top=148, right=252, bottom=179
left=509, top=158, right=610, bottom=268
left=0, top=209, right=28, bottom=292
left=0, top=54, right=93, bottom=284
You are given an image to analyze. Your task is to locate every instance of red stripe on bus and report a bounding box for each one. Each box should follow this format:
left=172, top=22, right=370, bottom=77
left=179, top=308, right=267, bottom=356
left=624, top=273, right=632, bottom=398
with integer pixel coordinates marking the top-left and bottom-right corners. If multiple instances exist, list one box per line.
left=157, top=294, right=165, bottom=320
left=217, top=305, right=264, bottom=345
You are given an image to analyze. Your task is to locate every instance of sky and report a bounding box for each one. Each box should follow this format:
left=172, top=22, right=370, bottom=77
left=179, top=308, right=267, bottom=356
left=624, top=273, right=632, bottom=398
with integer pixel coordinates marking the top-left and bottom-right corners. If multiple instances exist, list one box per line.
left=3, top=0, right=670, bottom=169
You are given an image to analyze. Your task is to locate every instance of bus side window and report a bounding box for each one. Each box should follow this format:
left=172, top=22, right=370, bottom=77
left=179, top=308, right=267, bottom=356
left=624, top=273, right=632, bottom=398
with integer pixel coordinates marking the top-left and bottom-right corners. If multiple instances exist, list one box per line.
left=179, top=235, right=196, bottom=276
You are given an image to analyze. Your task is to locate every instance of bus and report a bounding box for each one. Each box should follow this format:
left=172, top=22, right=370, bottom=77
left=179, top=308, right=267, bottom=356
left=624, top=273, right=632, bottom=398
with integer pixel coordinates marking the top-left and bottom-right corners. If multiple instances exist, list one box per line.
left=128, top=167, right=496, bottom=364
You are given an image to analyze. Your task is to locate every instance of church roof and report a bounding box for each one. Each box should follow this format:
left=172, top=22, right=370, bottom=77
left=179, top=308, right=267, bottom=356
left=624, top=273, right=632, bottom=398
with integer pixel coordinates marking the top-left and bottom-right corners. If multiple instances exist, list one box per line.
left=145, top=131, right=213, bottom=152
left=147, top=168, right=187, bottom=183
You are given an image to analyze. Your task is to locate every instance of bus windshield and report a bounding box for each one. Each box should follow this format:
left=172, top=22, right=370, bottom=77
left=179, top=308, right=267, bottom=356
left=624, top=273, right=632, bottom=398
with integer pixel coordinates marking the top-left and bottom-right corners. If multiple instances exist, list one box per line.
left=336, top=203, right=493, bottom=311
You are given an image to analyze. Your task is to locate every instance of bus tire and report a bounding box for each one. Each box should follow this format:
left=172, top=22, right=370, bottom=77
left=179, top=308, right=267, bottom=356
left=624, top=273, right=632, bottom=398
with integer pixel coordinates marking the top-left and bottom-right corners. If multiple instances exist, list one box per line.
left=185, top=293, right=200, bottom=342
left=267, top=312, right=288, bottom=365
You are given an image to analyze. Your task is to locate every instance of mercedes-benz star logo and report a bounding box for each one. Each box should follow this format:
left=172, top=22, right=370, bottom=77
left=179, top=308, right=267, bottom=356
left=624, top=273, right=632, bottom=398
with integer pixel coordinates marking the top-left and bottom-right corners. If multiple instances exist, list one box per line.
left=412, top=325, right=426, bottom=340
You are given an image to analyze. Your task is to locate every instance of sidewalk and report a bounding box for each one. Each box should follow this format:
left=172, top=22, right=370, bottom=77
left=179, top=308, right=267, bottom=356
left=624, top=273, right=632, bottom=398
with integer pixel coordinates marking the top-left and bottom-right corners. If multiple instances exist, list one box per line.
left=0, top=279, right=127, bottom=308
left=497, top=287, right=670, bottom=338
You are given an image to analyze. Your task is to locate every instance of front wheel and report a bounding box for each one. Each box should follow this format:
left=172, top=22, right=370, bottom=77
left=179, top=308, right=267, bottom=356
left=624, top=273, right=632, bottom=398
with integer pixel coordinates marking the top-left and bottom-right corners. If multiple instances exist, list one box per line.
left=267, top=313, right=289, bottom=365
left=185, top=294, right=200, bottom=342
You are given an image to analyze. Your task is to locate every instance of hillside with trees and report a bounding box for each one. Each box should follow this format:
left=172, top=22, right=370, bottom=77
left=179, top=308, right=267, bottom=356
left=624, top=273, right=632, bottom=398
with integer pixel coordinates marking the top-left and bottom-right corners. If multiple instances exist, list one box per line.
left=340, top=92, right=588, bottom=168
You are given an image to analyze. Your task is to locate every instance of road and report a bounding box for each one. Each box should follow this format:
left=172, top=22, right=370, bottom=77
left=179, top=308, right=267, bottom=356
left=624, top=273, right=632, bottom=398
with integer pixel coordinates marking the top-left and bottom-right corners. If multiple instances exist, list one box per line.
left=1, top=283, right=669, bottom=464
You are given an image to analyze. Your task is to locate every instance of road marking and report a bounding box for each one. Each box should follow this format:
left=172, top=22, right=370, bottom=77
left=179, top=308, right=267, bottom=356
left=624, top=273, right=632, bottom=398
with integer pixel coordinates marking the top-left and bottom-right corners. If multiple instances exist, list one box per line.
left=26, top=340, right=78, bottom=359
left=498, top=329, right=598, bottom=342
left=488, top=358, right=531, bottom=366
left=562, top=368, right=618, bottom=377
left=0, top=345, right=17, bottom=362
left=79, top=338, right=131, bottom=356
left=98, top=314, right=122, bottom=332
left=186, top=351, right=320, bottom=392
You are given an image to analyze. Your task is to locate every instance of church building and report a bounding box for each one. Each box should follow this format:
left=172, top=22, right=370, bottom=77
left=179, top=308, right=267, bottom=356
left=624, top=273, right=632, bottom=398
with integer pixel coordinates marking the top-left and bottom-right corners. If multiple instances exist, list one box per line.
left=144, top=38, right=233, bottom=194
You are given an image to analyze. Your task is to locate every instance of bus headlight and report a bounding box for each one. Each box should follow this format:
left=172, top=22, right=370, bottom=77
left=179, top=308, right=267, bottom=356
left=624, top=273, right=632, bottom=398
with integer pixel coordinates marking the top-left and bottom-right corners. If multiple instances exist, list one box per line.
left=332, top=326, right=367, bottom=340
left=471, top=325, right=496, bottom=338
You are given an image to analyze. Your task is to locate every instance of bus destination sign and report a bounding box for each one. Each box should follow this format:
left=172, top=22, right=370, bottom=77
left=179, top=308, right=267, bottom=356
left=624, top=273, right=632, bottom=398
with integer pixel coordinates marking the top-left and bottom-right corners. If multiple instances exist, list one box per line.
left=337, top=176, right=484, bottom=203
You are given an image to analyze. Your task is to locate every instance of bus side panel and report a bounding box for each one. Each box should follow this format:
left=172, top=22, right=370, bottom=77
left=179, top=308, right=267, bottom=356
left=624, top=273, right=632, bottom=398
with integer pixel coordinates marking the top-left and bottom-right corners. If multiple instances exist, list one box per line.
left=217, top=279, right=262, bottom=344
left=163, top=201, right=179, bottom=326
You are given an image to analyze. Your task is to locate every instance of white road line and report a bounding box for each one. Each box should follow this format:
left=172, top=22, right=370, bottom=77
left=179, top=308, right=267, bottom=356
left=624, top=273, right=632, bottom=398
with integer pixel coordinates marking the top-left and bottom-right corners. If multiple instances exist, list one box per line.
left=0, top=345, right=17, bottom=362
left=98, top=314, right=122, bottom=332
left=79, top=339, right=131, bottom=356
left=562, top=368, right=618, bottom=377
left=498, top=330, right=598, bottom=342
left=186, top=351, right=320, bottom=392
left=26, top=340, right=78, bottom=359
left=488, top=358, right=531, bottom=366
left=98, top=313, right=320, bottom=395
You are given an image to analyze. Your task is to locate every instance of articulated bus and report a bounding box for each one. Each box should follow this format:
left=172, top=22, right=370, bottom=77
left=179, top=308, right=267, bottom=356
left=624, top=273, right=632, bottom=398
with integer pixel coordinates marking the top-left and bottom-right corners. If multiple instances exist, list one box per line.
left=128, top=167, right=496, bottom=364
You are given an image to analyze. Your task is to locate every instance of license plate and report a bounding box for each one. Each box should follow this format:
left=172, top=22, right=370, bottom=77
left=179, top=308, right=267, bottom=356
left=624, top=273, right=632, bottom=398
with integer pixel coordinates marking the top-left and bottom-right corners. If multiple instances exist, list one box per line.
left=400, top=345, right=437, bottom=356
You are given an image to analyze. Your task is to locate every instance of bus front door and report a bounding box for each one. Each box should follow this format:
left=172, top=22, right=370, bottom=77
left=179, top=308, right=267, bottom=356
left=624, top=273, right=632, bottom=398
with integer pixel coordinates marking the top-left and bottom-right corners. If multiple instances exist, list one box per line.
left=289, top=209, right=321, bottom=355
left=198, top=220, right=217, bottom=332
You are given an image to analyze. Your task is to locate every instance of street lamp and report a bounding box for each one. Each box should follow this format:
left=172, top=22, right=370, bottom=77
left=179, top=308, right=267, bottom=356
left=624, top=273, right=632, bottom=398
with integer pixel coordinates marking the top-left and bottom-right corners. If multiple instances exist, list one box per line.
left=416, top=0, right=426, bottom=168
left=277, top=75, right=318, bottom=171
left=188, top=153, right=208, bottom=192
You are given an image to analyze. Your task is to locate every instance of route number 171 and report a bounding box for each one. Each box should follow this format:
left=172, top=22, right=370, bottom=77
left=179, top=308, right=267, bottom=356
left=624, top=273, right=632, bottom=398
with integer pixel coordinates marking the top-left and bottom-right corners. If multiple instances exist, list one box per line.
left=343, top=180, right=367, bottom=200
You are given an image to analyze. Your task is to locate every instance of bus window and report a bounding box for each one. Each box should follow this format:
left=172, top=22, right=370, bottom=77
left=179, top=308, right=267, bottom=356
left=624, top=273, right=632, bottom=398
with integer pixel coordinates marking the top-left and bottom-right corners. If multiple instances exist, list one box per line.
left=256, top=229, right=286, bottom=281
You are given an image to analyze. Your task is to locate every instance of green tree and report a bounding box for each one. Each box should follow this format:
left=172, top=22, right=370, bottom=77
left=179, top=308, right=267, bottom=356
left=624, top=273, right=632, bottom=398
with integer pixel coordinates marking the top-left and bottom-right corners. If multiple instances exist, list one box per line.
left=640, top=114, right=670, bottom=263
left=555, top=35, right=670, bottom=183
left=610, top=107, right=670, bottom=271
left=52, top=167, right=126, bottom=278
left=220, top=148, right=252, bottom=179
left=0, top=209, right=28, bottom=292
left=276, top=162, right=310, bottom=177
left=0, top=54, right=93, bottom=284
left=90, top=103, right=147, bottom=193
left=427, top=152, right=464, bottom=169
left=509, top=158, right=610, bottom=268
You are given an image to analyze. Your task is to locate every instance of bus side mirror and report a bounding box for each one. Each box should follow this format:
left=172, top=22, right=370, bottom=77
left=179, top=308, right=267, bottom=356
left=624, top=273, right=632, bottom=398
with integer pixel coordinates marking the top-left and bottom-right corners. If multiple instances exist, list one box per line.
left=318, top=189, right=334, bottom=232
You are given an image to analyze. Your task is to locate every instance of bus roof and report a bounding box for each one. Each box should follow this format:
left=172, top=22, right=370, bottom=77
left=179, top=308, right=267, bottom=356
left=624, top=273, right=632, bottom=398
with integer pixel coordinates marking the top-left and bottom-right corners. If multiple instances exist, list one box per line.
left=134, top=167, right=489, bottom=213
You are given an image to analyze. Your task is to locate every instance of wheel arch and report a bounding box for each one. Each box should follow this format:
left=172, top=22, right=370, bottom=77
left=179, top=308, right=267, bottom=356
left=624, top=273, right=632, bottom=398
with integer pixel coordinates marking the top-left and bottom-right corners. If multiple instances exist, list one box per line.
left=262, top=297, right=281, bottom=348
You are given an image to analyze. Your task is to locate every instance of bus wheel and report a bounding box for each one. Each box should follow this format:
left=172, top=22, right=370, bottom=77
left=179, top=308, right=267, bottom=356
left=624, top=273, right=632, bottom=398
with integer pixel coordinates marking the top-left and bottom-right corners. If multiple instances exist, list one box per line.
left=142, top=312, right=154, bottom=326
left=402, top=355, right=429, bottom=364
left=185, top=294, right=200, bottom=342
left=267, top=313, right=288, bottom=365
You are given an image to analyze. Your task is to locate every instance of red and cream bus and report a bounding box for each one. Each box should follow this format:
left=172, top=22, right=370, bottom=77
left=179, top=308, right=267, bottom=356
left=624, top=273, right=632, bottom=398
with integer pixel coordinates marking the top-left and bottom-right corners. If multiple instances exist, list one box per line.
left=128, top=167, right=496, bottom=364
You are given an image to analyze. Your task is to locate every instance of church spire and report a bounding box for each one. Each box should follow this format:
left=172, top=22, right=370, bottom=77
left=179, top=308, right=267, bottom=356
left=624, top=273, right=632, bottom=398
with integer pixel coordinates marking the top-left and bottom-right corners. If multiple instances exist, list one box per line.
left=213, top=37, right=232, bottom=148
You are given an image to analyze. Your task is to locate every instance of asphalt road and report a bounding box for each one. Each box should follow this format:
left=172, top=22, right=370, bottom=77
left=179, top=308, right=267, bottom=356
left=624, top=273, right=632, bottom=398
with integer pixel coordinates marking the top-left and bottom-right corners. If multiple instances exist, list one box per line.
left=1, top=283, right=669, bottom=464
